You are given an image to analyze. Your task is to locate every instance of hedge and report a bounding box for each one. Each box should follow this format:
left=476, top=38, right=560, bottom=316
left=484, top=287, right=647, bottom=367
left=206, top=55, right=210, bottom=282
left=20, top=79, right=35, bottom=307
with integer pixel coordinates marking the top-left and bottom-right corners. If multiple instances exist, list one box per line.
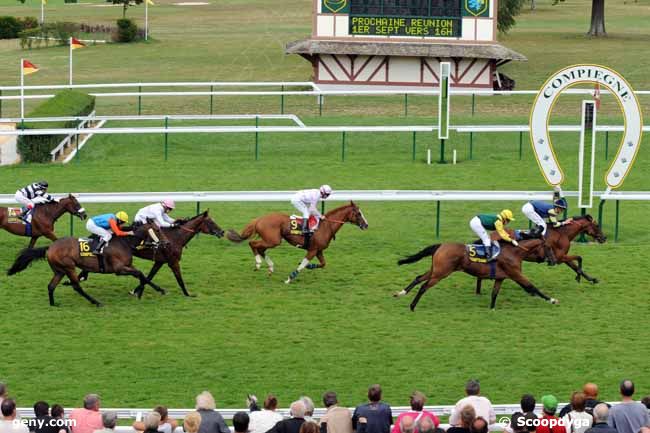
left=0, top=16, right=38, bottom=39
left=18, top=90, right=96, bottom=163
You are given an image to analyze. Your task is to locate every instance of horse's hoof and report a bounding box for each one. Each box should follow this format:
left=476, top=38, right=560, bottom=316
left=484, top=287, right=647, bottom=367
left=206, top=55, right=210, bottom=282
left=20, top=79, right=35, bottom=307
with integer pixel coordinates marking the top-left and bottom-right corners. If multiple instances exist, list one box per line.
left=393, top=290, right=406, bottom=298
left=285, top=278, right=291, bottom=284
left=187, top=293, right=197, bottom=298
left=409, top=304, right=416, bottom=312
left=575, top=276, right=581, bottom=283
left=550, top=298, right=559, bottom=305
left=267, top=270, right=273, bottom=277
left=129, top=289, right=137, bottom=297
left=159, top=289, right=167, bottom=295
left=592, top=279, right=599, bottom=284
left=50, top=302, right=61, bottom=308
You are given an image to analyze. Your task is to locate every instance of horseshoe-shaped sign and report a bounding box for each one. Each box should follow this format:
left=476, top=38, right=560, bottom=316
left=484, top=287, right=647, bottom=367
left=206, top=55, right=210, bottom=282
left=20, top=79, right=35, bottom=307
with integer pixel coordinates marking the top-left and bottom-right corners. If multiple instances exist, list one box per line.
left=529, top=64, right=643, bottom=189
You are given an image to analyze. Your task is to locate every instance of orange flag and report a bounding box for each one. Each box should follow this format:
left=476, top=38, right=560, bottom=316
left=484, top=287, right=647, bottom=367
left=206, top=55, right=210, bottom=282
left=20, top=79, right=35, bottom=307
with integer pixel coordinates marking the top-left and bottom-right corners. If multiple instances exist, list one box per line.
left=22, top=60, right=39, bottom=75
left=71, top=38, right=86, bottom=50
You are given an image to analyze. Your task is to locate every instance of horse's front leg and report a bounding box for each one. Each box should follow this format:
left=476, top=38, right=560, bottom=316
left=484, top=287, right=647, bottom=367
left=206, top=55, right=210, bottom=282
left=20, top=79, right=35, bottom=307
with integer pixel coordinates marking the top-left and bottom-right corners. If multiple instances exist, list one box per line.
left=562, top=255, right=599, bottom=284
left=285, top=250, right=317, bottom=284
left=476, top=278, right=483, bottom=295
left=28, top=236, right=38, bottom=249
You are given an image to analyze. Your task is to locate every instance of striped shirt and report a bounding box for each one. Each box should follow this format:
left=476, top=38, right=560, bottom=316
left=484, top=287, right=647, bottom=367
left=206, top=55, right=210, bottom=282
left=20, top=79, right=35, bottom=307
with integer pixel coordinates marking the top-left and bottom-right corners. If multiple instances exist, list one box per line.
left=19, top=183, right=54, bottom=202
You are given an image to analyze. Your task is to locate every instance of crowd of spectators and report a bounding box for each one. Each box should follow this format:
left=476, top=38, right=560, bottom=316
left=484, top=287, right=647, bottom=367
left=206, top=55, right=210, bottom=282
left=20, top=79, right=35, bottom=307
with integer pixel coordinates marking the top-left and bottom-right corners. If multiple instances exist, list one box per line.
left=0, top=380, right=648, bottom=433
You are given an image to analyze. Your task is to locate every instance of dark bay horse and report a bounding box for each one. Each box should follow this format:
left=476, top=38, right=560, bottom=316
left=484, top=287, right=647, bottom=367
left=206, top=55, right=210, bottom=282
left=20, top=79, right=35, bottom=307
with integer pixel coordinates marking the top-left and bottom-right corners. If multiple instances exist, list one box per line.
left=72, top=212, right=224, bottom=298
left=0, top=195, right=87, bottom=247
left=395, top=238, right=559, bottom=310
left=475, top=215, right=607, bottom=295
left=226, top=202, right=368, bottom=283
left=7, top=221, right=167, bottom=307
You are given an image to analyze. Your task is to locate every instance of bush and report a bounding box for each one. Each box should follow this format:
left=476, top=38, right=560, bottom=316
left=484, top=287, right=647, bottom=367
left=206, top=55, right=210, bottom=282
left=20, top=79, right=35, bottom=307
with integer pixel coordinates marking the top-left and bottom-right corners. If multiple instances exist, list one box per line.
left=18, top=90, right=96, bottom=163
left=0, top=16, right=22, bottom=39
left=48, top=21, right=80, bottom=44
left=18, top=16, right=39, bottom=30
left=114, top=18, right=138, bottom=42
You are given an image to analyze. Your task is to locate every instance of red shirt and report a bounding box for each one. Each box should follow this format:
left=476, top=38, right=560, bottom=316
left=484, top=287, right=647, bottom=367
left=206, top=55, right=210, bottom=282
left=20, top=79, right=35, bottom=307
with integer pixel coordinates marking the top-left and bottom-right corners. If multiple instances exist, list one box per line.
left=391, top=411, right=440, bottom=433
left=536, top=415, right=568, bottom=433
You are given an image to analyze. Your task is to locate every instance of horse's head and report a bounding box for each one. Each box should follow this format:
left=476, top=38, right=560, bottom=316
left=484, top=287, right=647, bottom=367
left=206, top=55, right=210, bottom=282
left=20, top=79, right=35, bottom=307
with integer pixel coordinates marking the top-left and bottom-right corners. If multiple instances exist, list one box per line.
left=580, top=214, right=607, bottom=243
left=62, top=194, right=87, bottom=220
left=198, top=210, right=224, bottom=238
left=346, top=201, right=369, bottom=230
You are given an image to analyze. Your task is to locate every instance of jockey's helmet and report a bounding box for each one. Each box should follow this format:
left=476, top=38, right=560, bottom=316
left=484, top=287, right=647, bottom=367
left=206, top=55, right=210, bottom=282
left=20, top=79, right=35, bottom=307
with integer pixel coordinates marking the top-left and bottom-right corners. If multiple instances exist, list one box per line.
left=553, top=198, right=568, bottom=209
left=320, top=184, right=332, bottom=198
left=38, top=180, right=48, bottom=188
left=499, top=209, right=515, bottom=222
left=161, top=199, right=176, bottom=210
left=115, top=211, right=129, bottom=223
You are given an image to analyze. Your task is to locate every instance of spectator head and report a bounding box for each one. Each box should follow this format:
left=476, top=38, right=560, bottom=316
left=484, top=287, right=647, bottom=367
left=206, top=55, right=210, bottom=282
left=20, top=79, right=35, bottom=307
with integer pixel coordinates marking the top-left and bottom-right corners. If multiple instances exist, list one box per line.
left=470, top=417, right=488, bottom=433
left=0, top=383, right=7, bottom=399
left=570, top=392, right=586, bottom=412
left=510, top=412, right=527, bottom=433
left=233, top=411, right=250, bottom=433
left=460, top=405, right=476, bottom=428
left=83, top=394, right=101, bottom=411
left=264, top=395, right=279, bottom=411
left=299, top=422, right=320, bottom=433
left=583, top=383, right=599, bottom=399
left=300, top=396, right=314, bottom=417
left=521, top=395, right=536, bottom=413
left=638, top=428, right=650, bottom=433
left=144, top=412, right=162, bottom=430
left=409, top=391, right=426, bottom=411
left=400, top=416, right=416, bottom=433
left=154, top=406, right=168, bottom=422
left=323, top=392, right=338, bottom=408
left=51, top=405, right=64, bottom=419
left=592, top=404, right=609, bottom=423
left=289, top=400, right=306, bottom=418
left=465, top=380, right=480, bottom=396
left=34, top=401, right=50, bottom=418
left=368, top=385, right=382, bottom=403
left=641, top=396, right=650, bottom=410
left=417, top=416, right=436, bottom=433
left=1, top=398, right=16, bottom=419
left=184, top=411, right=202, bottom=433
left=620, top=380, right=635, bottom=398
left=102, top=412, right=118, bottom=430
left=196, top=391, right=216, bottom=410
left=541, top=395, right=558, bottom=416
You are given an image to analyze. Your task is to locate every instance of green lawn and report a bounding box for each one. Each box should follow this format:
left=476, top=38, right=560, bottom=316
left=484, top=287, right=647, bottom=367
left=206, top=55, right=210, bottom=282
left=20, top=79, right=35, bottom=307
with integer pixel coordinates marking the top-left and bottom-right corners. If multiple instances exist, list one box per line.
left=0, top=0, right=649, bottom=414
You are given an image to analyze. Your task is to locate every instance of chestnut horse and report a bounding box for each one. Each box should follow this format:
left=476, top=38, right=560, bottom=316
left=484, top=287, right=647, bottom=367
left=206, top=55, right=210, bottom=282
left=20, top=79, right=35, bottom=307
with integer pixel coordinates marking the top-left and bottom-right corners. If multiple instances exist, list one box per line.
left=475, top=215, right=607, bottom=295
left=395, top=238, right=559, bottom=310
left=71, top=211, right=225, bottom=298
left=227, top=202, right=368, bottom=283
left=7, top=221, right=166, bottom=307
left=0, top=195, right=87, bottom=247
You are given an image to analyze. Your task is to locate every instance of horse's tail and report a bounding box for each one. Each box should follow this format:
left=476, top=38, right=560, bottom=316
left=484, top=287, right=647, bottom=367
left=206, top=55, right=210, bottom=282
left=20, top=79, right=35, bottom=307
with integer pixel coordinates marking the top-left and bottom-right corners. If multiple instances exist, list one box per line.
left=7, top=247, right=48, bottom=275
left=226, top=220, right=257, bottom=243
left=398, top=244, right=441, bottom=265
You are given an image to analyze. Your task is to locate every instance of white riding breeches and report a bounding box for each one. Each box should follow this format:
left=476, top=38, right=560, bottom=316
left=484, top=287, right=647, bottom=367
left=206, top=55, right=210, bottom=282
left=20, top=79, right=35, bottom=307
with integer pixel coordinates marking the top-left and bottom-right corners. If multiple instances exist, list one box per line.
left=470, top=216, right=491, bottom=248
left=522, top=202, right=547, bottom=235
left=86, top=219, right=112, bottom=243
left=291, top=199, right=314, bottom=219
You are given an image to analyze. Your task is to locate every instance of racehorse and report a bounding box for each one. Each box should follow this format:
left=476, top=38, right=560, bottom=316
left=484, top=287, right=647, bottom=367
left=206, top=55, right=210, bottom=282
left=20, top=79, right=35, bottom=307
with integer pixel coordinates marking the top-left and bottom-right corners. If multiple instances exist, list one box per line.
left=226, top=202, right=368, bottom=283
left=395, top=238, right=559, bottom=310
left=474, top=215, right=607, bottom=295
left=7, top=220, right=167, bottom=307
left=73, top=211, right=224, bottom=298
left=0, top=195, right=87, bottom=247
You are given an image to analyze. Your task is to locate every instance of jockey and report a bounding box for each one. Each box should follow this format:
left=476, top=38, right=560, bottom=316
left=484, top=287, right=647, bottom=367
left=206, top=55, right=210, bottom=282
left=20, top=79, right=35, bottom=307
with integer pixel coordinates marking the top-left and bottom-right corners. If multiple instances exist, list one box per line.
left=469, top=209, right=518, bottom=260
left=86, top=211, right=134, bottom=254
left=291, top=185, right=332, bottom=247
left=14, top=180, right=57, bottom=222
left=134, top=199, right=177, bottom=228
left=521, top=186, right=569, bottom=237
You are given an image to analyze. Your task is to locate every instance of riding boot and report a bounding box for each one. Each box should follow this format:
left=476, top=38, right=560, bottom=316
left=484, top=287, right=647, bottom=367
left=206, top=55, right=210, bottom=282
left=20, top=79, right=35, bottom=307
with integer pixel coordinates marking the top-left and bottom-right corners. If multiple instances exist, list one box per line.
left=301, top=219, right=311, bottom=249
left=93, top=239, right=107, bottom=255
left=485, top=245, right=493, bottom=261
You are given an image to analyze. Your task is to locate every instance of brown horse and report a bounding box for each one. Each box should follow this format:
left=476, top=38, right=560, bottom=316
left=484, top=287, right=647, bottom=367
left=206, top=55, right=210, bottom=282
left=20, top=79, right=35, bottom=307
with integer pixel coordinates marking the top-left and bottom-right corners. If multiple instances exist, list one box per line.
left=71, top=211, right=224, bottom=298
left=0, top=195, right=87, bottom=248
left=395, top=238, right=559, bottom=310
left=227, top=202, right=368, bottom=283
left=7, top=221, right=167, bottom=307
left=475, top=215, right=607, bottom=295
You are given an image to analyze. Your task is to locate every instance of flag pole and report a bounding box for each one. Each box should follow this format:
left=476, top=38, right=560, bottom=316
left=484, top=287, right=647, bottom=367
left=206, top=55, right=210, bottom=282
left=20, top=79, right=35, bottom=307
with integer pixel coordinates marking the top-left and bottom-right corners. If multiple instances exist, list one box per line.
left=40, top=0, right=44, bottom=25
left=20, top=58, right=24, bottom=119
left=69, top=37, right=73, bottom=85
left=145, top=0, right=149, bottom=41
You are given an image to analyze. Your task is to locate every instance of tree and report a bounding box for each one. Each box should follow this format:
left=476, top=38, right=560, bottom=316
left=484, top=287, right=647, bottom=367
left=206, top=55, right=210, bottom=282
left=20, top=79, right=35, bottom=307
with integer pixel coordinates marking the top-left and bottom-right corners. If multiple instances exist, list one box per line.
left=497, top=0, right=526, bottom=33
left=112, top=0, right=143, bottom=18
left=587, top=0, right=606, bottom=36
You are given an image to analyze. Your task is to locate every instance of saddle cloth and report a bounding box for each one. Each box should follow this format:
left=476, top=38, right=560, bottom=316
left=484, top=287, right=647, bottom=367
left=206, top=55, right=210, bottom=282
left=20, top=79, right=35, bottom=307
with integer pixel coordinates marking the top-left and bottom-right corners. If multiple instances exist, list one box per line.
left=78, top=236, right=102, bottom=257
left=466, top=241, right=501, bottom=263
left=7, top=207, right=25, bottom=223
left=289, top=215, right=319, bottom=235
